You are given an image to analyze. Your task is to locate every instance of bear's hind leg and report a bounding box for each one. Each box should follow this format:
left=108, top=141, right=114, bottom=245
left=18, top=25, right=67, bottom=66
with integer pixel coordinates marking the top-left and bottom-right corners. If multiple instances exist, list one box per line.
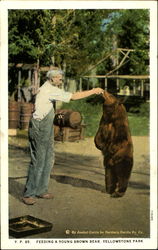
left=105, top=166, right=117, bottom=194
left=111, top=177, right=129, bottom=198
left=111, top=160, right=132, bottom=198
left=111, top=170, right=131, bottom=198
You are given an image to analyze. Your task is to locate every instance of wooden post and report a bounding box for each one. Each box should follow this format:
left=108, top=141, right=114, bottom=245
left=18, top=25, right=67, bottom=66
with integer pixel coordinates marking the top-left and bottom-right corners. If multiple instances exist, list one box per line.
left=92, top=80, right=96, bottom=88
left=70, top=79, right=77, bottom=92
left=133, top=80, right=136, bottom=95
left=34, top=69, right=38, bottom=94
left=79, top=78, right=82, bottom=91
left=37, top=59, right=40, bottom=90
left=31, top=68, right=35, bottom=95
left=141, top=80, right=144, bottom=97
left=105, top=78, right=108, bottom=90
left=116, top=78, right=119, bottom=91
left=18, top=70, right=21, bottom=102
left=116, top=49, right=119, bottom=91
left=38, top=71, right=41, bottom=89
left=28, top=70, right=31, bottom=82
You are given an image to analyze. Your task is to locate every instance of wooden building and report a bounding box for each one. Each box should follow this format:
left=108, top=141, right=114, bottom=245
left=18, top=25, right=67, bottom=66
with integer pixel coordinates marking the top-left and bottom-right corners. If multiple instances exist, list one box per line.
left=81, top=48, right=149, bottom=100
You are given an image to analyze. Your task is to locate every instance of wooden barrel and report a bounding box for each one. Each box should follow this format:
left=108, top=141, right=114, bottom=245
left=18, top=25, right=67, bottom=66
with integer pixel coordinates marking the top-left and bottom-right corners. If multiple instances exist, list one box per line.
left=20, top=103, right=34, bottom=130
left=54, top=109, right=82, bottom=128
left=9, top=101, right=20, bottom=129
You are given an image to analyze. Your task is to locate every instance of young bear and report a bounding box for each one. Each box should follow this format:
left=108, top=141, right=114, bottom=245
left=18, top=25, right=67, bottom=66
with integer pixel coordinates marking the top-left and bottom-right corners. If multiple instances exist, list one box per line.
left=94, top=90, right=133, bottom=198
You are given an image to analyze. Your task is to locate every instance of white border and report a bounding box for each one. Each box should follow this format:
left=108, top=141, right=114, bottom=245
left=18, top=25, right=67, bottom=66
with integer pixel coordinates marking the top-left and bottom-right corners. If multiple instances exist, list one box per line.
left=1, top=0, right=157, bottom=9
left=0, top=1, right=157, bottom=249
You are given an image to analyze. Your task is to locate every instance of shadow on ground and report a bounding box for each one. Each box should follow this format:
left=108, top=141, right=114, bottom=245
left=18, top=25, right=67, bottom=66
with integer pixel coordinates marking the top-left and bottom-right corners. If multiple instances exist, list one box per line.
left=52, top=175, right=150, bottom=192
left=9, top=178, right=26, bottom=201
left=9, top=144, right=29, bottom=154
left=9, top=173, right=150, bottom=202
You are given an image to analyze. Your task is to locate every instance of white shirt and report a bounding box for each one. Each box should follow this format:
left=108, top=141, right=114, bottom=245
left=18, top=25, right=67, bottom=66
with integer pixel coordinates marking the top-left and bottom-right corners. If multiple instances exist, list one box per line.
left=33, top=81, right=72, bottom=120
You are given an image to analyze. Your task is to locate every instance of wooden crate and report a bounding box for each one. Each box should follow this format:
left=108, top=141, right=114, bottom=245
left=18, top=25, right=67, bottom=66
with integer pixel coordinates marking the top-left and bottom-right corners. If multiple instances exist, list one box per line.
left=54, top=125, right=85, bottom=142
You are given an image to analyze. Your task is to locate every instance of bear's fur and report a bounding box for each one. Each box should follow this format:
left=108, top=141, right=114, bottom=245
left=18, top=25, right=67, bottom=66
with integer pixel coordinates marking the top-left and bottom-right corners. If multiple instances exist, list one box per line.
left=94, top=91, right=133, bottom=198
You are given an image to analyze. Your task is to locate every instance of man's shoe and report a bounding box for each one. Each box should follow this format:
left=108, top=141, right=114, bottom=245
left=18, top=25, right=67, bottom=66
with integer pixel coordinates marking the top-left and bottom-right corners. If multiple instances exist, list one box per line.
left=22, top=197, right=36, bottom=205
left=37, top=193, right=54, bottom=199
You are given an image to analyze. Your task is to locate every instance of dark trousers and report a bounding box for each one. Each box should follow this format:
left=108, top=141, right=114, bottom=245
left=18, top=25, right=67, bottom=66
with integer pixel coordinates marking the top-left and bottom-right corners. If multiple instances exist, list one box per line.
left=24, top=108, right=54, bottom=197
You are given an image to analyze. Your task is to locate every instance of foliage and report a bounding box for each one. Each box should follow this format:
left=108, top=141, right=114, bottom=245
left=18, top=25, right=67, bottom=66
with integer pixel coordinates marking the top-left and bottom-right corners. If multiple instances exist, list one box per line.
left=8, top=9, right=110, bottom=76
left=100, top=9, right=149, bottom=75
left=8, top=10, right=53, bottom=63
left=8, top=9, right=150, bottom=93
left=129, top=102, right=149, bottom=117
left=138, top=102, right=149, bottom=117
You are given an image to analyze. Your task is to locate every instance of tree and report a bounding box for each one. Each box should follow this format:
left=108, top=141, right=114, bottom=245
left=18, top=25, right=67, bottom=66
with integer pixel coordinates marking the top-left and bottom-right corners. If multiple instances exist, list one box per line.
left=101, top=9, right=149, bottom=75
left=8, top=9, right=110, bottom=76
left=40, top=9, right=111, bottom=76
left=8, top=10, right=54, bottom=63
left=9, top=9, right=149, bottom=85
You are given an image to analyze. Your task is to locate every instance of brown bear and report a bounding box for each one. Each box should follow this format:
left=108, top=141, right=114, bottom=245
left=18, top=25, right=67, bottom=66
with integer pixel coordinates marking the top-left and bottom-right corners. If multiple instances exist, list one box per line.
left=94, top=90, right=133, bottom=198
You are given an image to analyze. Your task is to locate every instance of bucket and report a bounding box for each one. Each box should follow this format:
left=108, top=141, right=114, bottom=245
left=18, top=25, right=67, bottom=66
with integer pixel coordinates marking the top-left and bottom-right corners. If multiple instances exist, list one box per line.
left=9, top=101, right=20, bottom=129
left=20, top=103, right=34, bottom=130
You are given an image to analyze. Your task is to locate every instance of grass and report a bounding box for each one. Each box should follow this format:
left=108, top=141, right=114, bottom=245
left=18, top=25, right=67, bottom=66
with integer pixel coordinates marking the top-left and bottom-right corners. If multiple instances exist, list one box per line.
left=9, top=129, right=29, bottom=147
left=61, top=99, right=149, bottom=137
left=128, top=114, right=149, bottom=136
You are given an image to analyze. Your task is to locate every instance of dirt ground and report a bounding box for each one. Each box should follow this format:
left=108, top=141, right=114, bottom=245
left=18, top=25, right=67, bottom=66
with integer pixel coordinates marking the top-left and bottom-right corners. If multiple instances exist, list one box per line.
left=8, top=136, right=150, bottom=239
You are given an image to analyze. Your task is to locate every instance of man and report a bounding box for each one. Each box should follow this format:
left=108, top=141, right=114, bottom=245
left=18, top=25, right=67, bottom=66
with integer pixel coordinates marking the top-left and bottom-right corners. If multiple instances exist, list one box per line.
left=22, top=69, right=104, bottom=205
